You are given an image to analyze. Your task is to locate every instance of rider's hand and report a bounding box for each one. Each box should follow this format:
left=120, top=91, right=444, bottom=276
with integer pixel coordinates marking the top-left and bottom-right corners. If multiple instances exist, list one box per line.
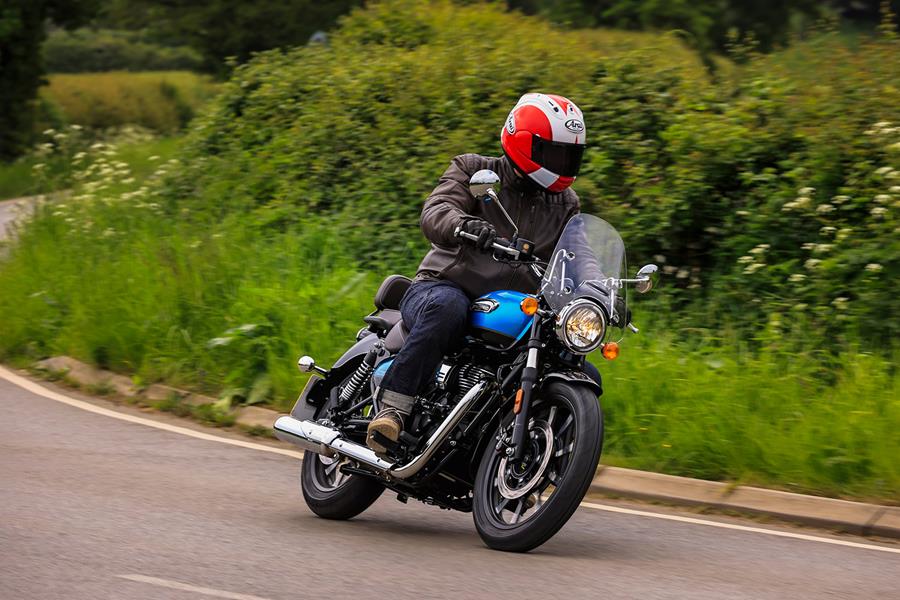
left=461, top=218, right=497, bottom=252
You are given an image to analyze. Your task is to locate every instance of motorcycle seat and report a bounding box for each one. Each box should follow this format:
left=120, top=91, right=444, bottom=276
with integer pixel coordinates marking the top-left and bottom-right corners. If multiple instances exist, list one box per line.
left=383, top=320, right=409, bottom=353
left=363, top=309, right=402, bottom=333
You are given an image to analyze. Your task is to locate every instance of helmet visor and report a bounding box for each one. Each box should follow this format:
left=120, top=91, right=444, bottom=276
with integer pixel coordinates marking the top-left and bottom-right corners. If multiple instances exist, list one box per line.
left=531, top=136, right=585, bottom=177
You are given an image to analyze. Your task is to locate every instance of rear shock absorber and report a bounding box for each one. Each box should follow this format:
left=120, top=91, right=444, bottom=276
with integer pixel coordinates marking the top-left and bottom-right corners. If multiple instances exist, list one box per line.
left=339, top=341, right=382, bottom=404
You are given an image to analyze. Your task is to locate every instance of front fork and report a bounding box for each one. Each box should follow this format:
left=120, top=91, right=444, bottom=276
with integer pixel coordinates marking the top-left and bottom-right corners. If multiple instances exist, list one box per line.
left=509, top=316, right=541, bottom=460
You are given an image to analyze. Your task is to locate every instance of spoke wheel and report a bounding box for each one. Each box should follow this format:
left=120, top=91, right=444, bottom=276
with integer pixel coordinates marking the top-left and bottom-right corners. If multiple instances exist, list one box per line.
left=473, top=381, right=603, bottom=552
left=299, top=376, right=384, bottom=520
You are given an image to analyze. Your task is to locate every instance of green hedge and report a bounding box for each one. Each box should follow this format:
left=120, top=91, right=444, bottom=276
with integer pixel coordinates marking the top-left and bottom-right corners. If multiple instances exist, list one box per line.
left=160, top=0, right=898, bottom=349
left=43, top=28, right=203, bottom=73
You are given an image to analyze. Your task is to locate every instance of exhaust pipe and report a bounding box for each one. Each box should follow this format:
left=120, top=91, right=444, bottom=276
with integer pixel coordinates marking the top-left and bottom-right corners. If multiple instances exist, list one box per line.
left=273, top=381, right=488, bottom=480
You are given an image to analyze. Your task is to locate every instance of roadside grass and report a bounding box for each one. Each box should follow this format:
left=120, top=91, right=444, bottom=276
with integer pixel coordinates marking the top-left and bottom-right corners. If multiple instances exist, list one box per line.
left=41, top=71, right=218, bottom=133
left=0, top=135, right=180, bottom=200
left=596, top=334, right=899, bottom=502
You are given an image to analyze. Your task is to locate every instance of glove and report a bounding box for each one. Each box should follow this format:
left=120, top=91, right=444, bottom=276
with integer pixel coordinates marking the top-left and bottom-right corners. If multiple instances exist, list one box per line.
left=461, top=218, right=497, bottom=252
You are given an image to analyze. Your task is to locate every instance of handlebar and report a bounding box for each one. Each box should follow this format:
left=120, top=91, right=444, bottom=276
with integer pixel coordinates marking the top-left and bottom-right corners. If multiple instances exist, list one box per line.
left=454, top=226, right=524, bottom=259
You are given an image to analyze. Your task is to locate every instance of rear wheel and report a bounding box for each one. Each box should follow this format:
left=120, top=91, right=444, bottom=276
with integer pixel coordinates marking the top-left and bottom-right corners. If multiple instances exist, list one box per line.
left=300, top=451, right=384, bottom=520
left=300, top=373, right=384, bottom=520
left=473, top=381, right=603, bottom=552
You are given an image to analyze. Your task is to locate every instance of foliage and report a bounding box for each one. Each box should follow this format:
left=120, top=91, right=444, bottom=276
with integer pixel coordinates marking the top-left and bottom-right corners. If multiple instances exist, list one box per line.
left=0, top=0, right=99, bottom=159
left=94, top=0, right=362, bottom=73
left=511, top=0, right=899, bottom=53
left=40, top=71, right=218, bottom=133
left=43, top=27, right=202, bottom=73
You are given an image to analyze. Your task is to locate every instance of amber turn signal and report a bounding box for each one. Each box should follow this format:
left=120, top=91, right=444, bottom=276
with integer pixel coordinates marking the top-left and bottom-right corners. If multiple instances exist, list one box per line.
left=601, top=342, right=620, bottom=360
left=520, top=296, right=539, bottom=316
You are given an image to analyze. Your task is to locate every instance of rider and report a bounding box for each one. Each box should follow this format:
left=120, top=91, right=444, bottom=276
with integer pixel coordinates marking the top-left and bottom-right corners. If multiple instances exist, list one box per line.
left=367, top=93, right=589, bottom=454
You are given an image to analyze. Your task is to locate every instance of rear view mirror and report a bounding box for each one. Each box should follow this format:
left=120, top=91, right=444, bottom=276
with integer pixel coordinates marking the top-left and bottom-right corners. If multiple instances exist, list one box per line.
left=469, top=169, right=500, bottom=201
left=634, top=264, right=658, bottom=294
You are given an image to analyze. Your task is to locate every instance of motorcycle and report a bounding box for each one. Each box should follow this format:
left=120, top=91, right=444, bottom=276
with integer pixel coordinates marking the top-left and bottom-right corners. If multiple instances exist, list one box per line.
left=274, top=169, right=657, bottom=552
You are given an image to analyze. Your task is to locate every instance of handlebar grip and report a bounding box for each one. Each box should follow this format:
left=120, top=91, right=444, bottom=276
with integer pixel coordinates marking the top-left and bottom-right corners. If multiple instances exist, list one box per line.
left=454, top=226, right=519, bottom=258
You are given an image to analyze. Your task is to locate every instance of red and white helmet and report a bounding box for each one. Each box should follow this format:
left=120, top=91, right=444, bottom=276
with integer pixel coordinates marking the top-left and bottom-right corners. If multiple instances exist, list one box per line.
left=501, top=93, right=586, bottom=193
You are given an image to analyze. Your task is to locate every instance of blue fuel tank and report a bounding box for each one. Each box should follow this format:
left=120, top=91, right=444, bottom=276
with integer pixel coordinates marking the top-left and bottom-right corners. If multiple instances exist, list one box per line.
left=468, top=290, right=535, bottom=346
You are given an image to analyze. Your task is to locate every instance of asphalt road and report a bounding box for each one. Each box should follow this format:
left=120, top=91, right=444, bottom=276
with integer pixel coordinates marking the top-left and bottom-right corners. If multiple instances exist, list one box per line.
left=2, top=375, right=898, bottom=600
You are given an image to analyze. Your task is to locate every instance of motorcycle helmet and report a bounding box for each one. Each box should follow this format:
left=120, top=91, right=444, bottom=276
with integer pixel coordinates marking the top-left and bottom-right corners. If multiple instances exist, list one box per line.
left=500, top=93, right=586, bottom=193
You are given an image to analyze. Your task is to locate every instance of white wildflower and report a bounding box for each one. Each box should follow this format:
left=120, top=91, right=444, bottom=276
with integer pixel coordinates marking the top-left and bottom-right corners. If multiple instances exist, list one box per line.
left=819, top=226, right=836, bottom=236
left=738, top=255, right=754, bottom=264
left=802, top=242, right=816, bottom=250
left=813, top=244, right=833, bottom=254
left=871, top=206, right=888, bottom=217
left=865, top=263, right=883, bottom=272
left=890, top=186, right=900, bottom=194
left=102, top=228, right=116, bottom=237
left=805, top=258, right=821, bottom=269
left=69, top=124, right=82, bottom=131
left=148, top=155, right=160, bottom=161
left=676, top=268, right=689, bottom=279
left=189, top=240, right=201, bottom=249
left=832, top=297, right=848, bottom=309
left=836, top=228, right=853, bottom=241
left=875, top=166, right=893, bottom=176
left=875, top=194, right=891, bottom=204
left=874, top=121, right=892, bottom=129
left=653, top=254, right=666, bottom=264
left=736, top=210, right=750, bottom=216
left=798, top=187, right=816, bottom=196
left=743, top=263, right=764, bottom=274
left=789, top=273, right=806, bottom=283
left=749, top=244, right=770, bottom=255
left=816, top=204, right=835, bottom=214
left=42, top=128, right=55, bottom=136
left=831, top=195, right=850, bottom=204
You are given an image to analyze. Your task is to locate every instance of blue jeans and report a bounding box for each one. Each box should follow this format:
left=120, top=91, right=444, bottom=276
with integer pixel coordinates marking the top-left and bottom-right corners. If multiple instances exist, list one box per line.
left=380, top=280, right=470, bottom=397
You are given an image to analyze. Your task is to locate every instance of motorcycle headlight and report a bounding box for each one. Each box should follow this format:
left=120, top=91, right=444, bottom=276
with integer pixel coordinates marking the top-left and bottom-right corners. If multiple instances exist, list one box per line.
left=555, top=299, right=606, bottom=354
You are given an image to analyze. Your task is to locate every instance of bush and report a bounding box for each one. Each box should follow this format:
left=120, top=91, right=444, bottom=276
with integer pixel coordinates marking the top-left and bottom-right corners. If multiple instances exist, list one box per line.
left=43, top=27, right=203, bottom=73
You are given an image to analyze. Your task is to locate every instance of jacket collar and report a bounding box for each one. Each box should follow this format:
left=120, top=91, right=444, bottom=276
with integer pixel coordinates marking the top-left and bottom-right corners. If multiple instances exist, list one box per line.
left=498, top=155, right=565, bottom=200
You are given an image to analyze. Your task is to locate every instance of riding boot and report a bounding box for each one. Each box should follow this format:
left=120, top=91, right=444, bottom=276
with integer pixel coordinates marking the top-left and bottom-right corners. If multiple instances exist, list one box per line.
left=366, top=388, right=414, bottom=454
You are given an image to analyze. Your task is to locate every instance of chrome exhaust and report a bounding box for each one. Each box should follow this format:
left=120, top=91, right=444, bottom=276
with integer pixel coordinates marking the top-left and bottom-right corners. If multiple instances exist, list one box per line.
left=273, top=381, right=488, bottom=480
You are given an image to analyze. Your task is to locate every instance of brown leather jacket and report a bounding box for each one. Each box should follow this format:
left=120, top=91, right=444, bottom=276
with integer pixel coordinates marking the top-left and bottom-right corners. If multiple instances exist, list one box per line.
left=416, top=154, right=580, bottom=299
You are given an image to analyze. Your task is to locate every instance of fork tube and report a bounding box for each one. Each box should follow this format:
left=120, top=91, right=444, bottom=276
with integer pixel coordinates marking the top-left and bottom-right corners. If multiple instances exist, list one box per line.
left=511, top=317, right=541, bottom=460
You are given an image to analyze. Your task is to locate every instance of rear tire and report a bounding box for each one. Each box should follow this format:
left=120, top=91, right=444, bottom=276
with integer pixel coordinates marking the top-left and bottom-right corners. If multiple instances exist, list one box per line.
left=301, top=452, right=384, bottom=520
left=473, top=382, right=603, bottom=552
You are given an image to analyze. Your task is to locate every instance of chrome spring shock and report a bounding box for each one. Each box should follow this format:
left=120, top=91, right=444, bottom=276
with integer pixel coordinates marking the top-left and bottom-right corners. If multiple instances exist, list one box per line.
left=339, top=342, right=381, bottom=404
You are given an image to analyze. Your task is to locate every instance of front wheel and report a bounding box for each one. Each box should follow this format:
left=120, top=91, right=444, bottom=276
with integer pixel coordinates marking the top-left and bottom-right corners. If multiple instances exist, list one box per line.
left=473, top=381, right=603, bottom=552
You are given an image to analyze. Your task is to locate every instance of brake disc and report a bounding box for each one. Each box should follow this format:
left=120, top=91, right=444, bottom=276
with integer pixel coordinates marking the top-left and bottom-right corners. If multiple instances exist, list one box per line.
left=496, top=420, right=554, bottom=500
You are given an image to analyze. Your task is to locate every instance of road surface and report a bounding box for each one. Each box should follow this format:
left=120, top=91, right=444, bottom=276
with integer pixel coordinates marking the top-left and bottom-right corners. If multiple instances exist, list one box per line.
left=1, top=373, right=897, bottom=600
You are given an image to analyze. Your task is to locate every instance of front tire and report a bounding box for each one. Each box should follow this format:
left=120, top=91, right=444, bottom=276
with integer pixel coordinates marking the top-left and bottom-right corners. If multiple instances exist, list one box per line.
left=473, top=381, right=603, bottom=552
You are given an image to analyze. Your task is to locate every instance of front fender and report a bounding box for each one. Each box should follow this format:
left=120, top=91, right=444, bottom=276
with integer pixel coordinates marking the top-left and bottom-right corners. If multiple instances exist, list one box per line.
left=540, top=369, right=602, bottom=397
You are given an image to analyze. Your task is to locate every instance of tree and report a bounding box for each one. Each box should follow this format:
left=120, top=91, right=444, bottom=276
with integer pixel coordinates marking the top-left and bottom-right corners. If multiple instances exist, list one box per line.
left=0, top=0, right=99, bottom=160
left=97, top=0, right=362, bottom=73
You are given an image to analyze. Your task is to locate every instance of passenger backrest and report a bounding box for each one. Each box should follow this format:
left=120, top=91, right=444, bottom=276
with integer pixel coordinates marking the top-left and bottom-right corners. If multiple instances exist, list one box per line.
left=373, top=275, right=412, bottom=310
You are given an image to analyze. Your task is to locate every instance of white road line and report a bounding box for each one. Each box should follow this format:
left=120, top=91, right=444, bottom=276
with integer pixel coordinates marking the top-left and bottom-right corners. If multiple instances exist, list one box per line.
left=3, top=366, right=898, bottom=556
left=118, top=574, right=273, bottom=600
left=0, top=366, right=303, bottom=460
left=580, top=502, right=900, bottom=555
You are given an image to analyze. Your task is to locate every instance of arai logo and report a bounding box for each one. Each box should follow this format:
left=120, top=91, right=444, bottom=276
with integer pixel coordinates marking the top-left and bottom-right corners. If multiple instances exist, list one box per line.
left=565, top=119, right=585, bottom=133
left=506, top=115, right=516, bottom=135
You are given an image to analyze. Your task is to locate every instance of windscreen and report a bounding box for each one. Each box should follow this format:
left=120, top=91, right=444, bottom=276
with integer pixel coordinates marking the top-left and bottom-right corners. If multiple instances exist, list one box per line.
left=540, top=214, right=626, bottom=325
